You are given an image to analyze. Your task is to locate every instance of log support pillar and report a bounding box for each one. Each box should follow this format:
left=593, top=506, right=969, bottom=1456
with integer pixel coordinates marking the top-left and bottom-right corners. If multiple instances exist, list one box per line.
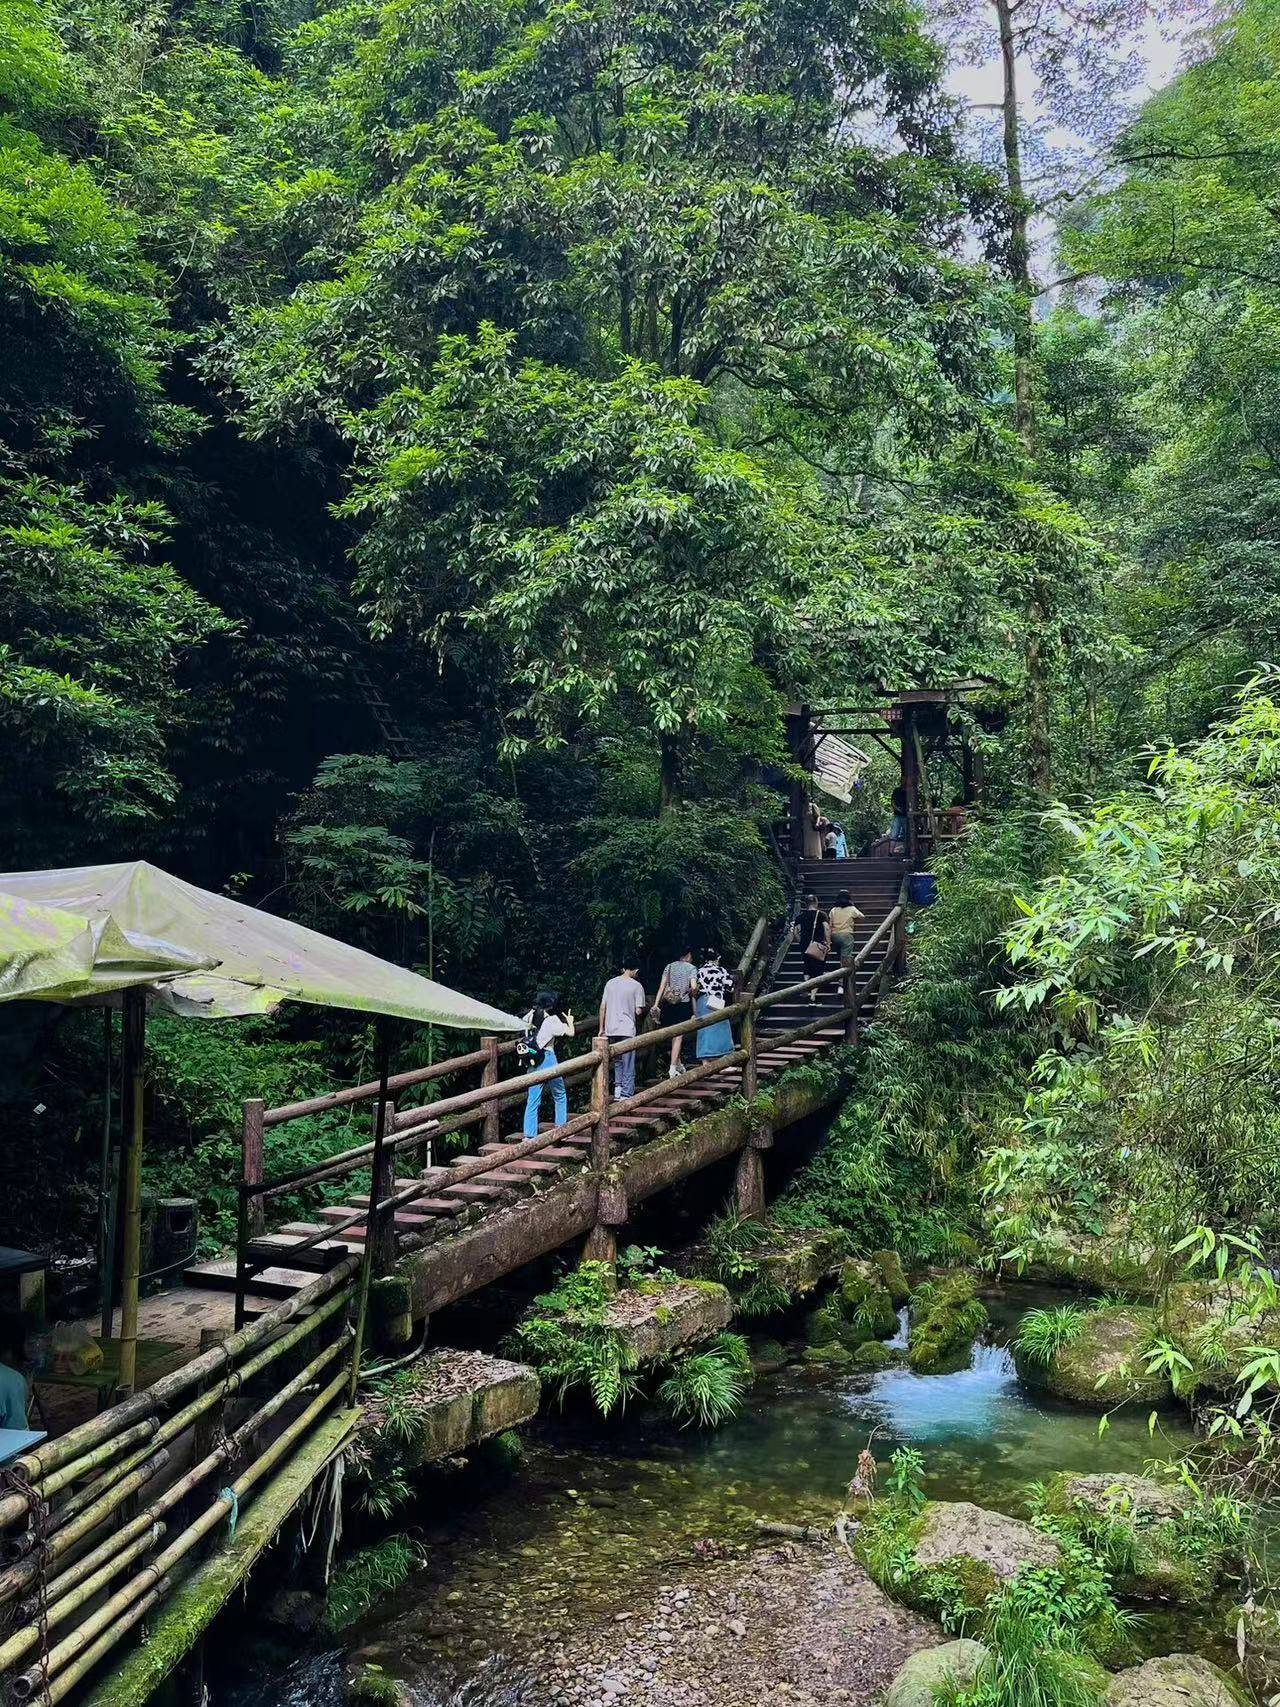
left=734, top=1145, right=766, bottom=1220
left=582, top=1037, right=618, bottom=1276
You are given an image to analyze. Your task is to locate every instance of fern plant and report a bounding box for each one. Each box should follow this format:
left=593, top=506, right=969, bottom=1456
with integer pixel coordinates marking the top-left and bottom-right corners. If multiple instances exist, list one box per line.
left=509, top=1261, right=640, bottom=1416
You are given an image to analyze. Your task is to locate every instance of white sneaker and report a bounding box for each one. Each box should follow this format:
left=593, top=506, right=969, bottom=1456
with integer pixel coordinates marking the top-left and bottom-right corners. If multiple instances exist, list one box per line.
left=668, top=1064, right=681, bottom=1078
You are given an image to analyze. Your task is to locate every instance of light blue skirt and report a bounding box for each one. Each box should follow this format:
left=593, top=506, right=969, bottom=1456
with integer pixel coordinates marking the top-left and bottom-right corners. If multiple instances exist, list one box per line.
left=695, top=993, right=734, bottom=1059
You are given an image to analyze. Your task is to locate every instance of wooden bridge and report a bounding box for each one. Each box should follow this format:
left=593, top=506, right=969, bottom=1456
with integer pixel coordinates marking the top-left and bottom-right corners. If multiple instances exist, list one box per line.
left=0, top=856, right=907, bottom=1705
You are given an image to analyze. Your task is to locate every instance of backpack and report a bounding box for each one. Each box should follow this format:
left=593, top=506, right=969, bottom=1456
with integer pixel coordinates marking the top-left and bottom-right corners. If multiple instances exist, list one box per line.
left=517, top=1008, right=545, bottom=1067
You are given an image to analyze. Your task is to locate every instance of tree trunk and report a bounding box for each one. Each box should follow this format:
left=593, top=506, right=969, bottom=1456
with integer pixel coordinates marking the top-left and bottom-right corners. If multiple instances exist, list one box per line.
left=996, top=0, right=1034, bottom=455
left=658, top=733, right=680, bottom=816
left=996, top=0, right=1052, bottom=793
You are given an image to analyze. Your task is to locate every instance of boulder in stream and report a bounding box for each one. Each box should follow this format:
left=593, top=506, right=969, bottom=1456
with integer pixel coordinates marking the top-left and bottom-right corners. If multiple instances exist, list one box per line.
left=858, top=1498, right=1061, bottom=1620
left=883, top=1639, right=988, bottom=1707
left=803, top=1260, right=897, bottom=1352
left=1105, top=1653, right=1250, bottom=1707
left=907, top=1272, right=988, bottom=1372
left=1019, top=1305, right=1170, bottom=1408
left=870, top=1249, right=911, bottom=1307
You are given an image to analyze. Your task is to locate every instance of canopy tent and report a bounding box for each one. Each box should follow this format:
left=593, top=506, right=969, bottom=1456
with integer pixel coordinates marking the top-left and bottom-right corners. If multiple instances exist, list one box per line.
left=0, top=861, right=521, bottom=1028
left=0, top=861, right=522, bottom=1396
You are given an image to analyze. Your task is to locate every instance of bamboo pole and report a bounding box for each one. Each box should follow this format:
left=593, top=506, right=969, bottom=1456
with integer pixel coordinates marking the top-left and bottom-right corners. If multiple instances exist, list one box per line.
left=1, top=1332, right=348, bottom=1626
left=32, top=1368, right=350, bottom=1697
left=117, top=986, right=146, bottom=1398
left=1, top=1276, right=355, bottom=1533
left=41, top=1580, right=167, bottom=1706
left=39, top=1286, right=352, bottom=1537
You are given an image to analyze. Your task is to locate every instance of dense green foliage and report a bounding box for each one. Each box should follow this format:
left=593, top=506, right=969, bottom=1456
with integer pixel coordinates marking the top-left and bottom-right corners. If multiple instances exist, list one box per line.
left=2, top=0, right=1111, bottom=1251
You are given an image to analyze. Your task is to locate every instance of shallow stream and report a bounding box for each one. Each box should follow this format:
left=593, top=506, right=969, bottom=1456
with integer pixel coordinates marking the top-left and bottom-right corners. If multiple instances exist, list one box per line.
left=211, top=1286, right=1207, bottom=1706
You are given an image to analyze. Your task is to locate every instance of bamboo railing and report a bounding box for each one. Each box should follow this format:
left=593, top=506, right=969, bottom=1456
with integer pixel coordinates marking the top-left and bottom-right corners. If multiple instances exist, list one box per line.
left=0, top=1262, right=359, bottom=1703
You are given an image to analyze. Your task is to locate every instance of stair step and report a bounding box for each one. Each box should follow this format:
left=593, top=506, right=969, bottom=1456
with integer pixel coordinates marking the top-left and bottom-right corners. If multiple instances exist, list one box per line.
left=183, top=1259, right=314, bottom=1298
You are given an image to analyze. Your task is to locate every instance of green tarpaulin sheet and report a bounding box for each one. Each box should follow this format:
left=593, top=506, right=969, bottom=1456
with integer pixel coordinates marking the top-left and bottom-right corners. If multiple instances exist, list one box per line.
left=0, top=861, right=521, bottom=1030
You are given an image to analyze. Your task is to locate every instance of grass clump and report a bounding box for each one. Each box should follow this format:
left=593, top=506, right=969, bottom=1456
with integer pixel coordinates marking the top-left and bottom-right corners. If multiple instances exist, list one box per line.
left=657, top=1333, right=752, bottom=1428
left=1016, top=1305, right=1090, bottom=1367
left=938, top=1572, right=1110, bottom=1707
left=326, top=1536, right=424, bottom=1631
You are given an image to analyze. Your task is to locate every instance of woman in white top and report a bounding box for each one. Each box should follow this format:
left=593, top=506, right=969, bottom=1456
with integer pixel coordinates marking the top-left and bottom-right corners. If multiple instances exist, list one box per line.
left=522, top=989, right=575, bottom=1137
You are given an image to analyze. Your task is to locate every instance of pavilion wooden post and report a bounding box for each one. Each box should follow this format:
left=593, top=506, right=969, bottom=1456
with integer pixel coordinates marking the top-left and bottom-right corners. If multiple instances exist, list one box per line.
left=900, top=706, right=921, bottom=867
left=480, top=1036, right=501, bottom=1148
left=784, top=704, right=812, bottom=859
left=116, top=987, right=146, bottom=1400
left=582, top=1036, right=617, bottom=1268
left=242, top=1100, right=265, bottom=1238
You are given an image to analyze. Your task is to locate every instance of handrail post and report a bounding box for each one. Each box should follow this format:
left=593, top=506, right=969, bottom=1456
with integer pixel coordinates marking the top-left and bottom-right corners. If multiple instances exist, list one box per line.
left=348, top=1025, right=393, bottom=1406
left=843, top=955, right=860, bottom=1046
left=371, top=1116, right=399, bottom=1278
left=741, top=996, right=758, bottom=1101
left=480, top=1035, right=501, bottom=1149
left=242, top=1099, right=265, bottom=1238
left=735, top=994, right=767, bottom=1220
left=233, top=1182, right=250, bottom=1332
left=582, top=1037, right=617, bottom=1269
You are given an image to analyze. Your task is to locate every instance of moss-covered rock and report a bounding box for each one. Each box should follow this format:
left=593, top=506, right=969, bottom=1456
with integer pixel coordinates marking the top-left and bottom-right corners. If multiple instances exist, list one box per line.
left=851, top=1339, right=896, bottom=1369
left=883, top=1640, right=988, bottom=1707
left=870, top=1249, right=911, bottom=1307
left=1164, top=1280, right=1280, bottom=1394
left=1039, top=1472, right=1224, bottom=1604
left=837, top=1259, right=899, bottom=1339
left=802, top=1340, right=854, bottom=1368
left=1105, top=1654, right=1249, bottom=1706
left=1019, top=1306, right=1169, bottom=1408
left=347, top=1667, right=413, bottom=1705
left=858, top=1499, right=1060, bottom=1624
left=1016, top=1227, right=1160, bottom=1298
left=907, top=1272, right=988, bottom=1372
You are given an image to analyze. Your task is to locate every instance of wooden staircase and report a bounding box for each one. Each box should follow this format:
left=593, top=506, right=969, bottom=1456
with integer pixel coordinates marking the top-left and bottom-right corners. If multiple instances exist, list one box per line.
left=184, top=857, right=904, bottom=1310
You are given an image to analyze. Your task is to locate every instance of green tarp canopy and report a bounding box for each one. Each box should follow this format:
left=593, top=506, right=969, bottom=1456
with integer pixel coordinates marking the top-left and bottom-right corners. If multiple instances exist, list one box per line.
left=0, top=860, right=521, bottom=1031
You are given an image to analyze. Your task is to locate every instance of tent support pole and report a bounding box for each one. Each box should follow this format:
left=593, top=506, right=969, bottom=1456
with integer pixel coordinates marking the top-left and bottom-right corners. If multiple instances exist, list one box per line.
left=99, top=1008, right=116, bottom=1343
left=346, top=1022, right=392, bottom=1407
left=117, top=989, right=146, bottom=1400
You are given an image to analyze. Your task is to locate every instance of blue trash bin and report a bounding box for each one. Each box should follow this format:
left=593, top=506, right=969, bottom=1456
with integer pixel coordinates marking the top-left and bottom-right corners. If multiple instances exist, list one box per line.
left=908, top=871, right=938, bottom=907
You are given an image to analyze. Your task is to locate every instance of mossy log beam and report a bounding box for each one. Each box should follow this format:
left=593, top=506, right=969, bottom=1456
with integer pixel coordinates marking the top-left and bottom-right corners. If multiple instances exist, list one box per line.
left=407, top=1064, right=850, bottom=1319
left=80, top=1410, right=359, bottom=1707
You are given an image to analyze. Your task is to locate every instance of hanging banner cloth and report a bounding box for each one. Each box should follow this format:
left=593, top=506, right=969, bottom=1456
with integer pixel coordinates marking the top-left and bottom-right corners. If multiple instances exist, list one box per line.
left=0, top=860, right=521, bottom=1029
left=812, top=735, right=871, bottom=804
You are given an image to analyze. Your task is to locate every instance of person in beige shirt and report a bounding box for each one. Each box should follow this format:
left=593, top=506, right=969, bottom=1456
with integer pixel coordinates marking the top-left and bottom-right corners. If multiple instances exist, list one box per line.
left=828, top=890, right=865, bottom=961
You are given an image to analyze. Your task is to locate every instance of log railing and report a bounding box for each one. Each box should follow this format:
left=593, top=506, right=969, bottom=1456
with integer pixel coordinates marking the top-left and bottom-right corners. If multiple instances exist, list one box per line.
left=234, top=902, right=905, bottom=1318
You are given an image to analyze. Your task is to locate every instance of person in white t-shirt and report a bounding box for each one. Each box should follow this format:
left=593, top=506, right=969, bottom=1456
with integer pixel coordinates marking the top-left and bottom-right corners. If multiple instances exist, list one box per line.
left=522, top=990, right=575, bottom=1137
left=598, top=958, right=646, bottom=1101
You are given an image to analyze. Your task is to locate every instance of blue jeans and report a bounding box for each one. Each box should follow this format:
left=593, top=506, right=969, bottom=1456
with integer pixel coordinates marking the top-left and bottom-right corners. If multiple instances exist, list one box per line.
left=611, top=1037, right=636, bottom=1101
left=523, top=1047, right=567, bottom=1137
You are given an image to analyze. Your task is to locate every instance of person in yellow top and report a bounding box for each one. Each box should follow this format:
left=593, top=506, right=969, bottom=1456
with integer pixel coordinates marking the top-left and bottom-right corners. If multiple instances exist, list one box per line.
left=828, top=890, right=865, bottom=962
